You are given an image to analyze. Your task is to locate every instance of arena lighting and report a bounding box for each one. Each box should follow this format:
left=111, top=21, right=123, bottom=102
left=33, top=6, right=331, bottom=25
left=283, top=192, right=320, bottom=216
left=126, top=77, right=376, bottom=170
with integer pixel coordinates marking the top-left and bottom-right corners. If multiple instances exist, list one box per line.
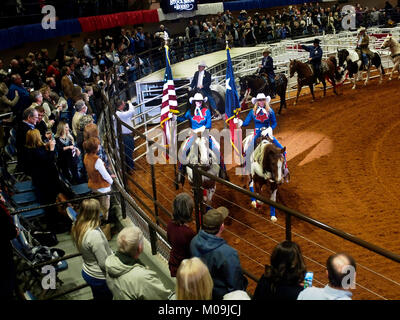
left=281, top=131, right=333, bottom=166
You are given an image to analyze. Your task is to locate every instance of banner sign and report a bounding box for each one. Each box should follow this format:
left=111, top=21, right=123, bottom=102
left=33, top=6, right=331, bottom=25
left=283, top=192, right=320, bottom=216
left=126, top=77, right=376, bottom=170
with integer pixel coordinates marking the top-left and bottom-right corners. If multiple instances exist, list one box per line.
left=160, top=0, right=197, bottom=14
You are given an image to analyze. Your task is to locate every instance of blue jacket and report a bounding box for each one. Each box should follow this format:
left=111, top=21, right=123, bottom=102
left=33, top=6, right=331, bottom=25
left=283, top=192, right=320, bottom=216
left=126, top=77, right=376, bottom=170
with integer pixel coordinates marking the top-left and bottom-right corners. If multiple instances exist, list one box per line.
left=190, top=70, right=212, bottom=96
left=7, top=83, right=31, bottom=118
left=261, top=55, right=275, bottom=77
left=177, top=108, right=211, bottom=130
left=242, top=108, right=277, bottom=131
left=301, top=45, right=322, bottom=67
left=190, top=230, right=248, bottom=300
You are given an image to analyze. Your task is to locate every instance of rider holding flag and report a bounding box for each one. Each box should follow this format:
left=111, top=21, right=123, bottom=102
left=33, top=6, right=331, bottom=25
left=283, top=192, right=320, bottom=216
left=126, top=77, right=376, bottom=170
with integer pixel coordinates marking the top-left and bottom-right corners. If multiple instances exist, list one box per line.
left=177, top=92, right=222, bottom=166
left=238, top=93, right=288, bottom=177
left=299, top=38, right=322, bottom=84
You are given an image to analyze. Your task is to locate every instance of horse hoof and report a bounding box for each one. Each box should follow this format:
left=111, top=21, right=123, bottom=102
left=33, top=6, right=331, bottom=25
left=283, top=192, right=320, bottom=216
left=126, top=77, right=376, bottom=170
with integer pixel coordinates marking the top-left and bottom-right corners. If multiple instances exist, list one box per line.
left=352, top=86, right=356, bottom=90
left=389, top=77, right=392, bottom=81
left=271, top=216, right=277, bottom=222
left=251, top=201, right=257, bottom=208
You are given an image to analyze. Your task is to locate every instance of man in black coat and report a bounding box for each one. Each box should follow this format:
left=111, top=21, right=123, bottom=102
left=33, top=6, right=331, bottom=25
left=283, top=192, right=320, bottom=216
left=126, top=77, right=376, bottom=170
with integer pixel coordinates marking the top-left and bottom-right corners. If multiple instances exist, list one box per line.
left=190, top=61, right=221, bottom=119
left=16, top=107, right=38, bottom=172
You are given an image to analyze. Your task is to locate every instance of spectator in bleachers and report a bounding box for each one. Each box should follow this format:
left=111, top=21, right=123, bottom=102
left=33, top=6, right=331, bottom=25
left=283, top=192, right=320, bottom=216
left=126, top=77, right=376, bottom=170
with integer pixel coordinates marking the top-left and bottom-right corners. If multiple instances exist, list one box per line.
left=105, top=226, right=174, bottom=300
left=298, top=253, right=356, bottom=300
left=253, top=241, right=306, bottom=300
left=0, top=82, right=19, bottom=114
left=72, top=100, right=87, bottom=138
left=55, top=121, right=81, bottom=184
left=7, top=74, right=31, bottom=122
left=115, top=99, right=135, bottom=173
left=34, top=105, right=54, bottom=139
left=71, top=198, right=113, bottom=300
left=83, top=38, right=95, bottom=61
left=70, top=59, right=86, bottom=88
left=0, top=194, right=18, bottom=300
left=76, top=114, right=94, bottom=153
left=61, top=66, right=74, bottom=102
left=16, top=107, right=38, bottom=172
left=176, top=257, right=213, bottom=300
left=167, top=193, right=196, bottom=277
left=83, top=137, right=114, bottom=223
left=25, top=129, right=72, bottom=232
left=190, top=206, right=248, bottom=300
left=135, top=27, right=146, bottom=53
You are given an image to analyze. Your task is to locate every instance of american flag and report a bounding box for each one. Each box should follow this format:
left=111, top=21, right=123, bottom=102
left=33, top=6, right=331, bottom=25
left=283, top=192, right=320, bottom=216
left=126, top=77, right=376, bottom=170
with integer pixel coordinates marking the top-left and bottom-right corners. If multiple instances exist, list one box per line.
left=160, top=44, right=177, bottom=159
left=225, top=44, right=242, bottom=162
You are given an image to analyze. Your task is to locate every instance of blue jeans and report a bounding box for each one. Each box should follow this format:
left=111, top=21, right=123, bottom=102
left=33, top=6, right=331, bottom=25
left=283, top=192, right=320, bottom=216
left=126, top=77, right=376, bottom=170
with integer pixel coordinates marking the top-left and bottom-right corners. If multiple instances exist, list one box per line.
left=122, top=134, right=135, bottom=170
left=362, top=53, right=368, bottom=67
left=81, top=270, right=113, bottom=300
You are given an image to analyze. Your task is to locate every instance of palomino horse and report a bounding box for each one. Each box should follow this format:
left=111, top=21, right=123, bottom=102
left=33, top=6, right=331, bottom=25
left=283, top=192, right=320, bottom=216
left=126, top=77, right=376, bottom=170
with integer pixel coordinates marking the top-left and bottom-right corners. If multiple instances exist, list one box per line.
left=289, top=57, right=340, bottom=105
left=238, top=74, right=288, bottom=114
left=380, top=35, right=400, bottom=81
left=250, top=138, right=287, bottom=222
left=337, top=49, right=384, bottom=89
left=177, top=133, right=227, bottom=204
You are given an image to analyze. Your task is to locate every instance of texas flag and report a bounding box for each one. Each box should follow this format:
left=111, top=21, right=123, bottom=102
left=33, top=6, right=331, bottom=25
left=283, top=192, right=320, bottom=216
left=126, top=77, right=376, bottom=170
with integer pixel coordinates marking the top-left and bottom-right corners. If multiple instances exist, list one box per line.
left=225, top=45, right=242, bottom=162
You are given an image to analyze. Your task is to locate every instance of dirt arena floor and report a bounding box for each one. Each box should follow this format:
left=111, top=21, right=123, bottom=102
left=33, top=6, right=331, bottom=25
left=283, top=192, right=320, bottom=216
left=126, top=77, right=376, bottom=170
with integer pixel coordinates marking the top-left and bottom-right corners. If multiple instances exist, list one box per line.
left=128, top=74, right=400, bottom=300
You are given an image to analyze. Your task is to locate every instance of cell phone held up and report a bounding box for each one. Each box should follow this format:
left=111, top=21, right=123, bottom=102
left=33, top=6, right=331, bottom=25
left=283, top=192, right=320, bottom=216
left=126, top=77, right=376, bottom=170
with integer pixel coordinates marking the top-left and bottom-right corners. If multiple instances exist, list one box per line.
left=304, top=271, right=313, bottom=288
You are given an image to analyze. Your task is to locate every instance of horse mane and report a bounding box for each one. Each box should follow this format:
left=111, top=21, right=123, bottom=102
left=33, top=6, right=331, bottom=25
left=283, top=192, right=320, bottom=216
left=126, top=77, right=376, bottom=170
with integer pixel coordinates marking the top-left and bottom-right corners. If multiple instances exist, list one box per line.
left=262, top=143, right=281, bottom=174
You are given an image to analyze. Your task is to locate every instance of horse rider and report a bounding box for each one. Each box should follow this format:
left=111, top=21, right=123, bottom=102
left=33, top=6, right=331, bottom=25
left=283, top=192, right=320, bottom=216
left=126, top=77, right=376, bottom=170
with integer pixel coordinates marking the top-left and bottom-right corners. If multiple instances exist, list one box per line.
left=258, top=47, right=276, bottom=99
left=190, top=60, right=221, bottom=120
left=177, top=92, right=224, bottom=169
left=300, top=38, right=322, bottom=84
left=356, top=27, right=373, bottom=70
left=238, top=93, right=288, bottom=177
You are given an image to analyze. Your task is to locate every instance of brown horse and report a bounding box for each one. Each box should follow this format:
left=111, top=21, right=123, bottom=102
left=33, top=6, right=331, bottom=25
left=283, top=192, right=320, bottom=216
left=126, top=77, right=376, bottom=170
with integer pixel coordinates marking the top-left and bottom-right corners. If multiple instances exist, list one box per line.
left=289, top=56, right=340, bottom=106
left=239, top=73, right=288, bottom=114
left=250, top=138, right=287, bottom=222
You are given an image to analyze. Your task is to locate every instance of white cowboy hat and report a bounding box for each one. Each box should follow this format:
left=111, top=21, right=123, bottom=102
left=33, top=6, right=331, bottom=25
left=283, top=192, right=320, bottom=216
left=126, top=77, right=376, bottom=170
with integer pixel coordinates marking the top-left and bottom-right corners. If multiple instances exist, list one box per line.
left=358, top=26, right=366, bottom=33
left=198, top=60, right=207, bottom=68
left=251, top=93, right=271, bottom=105
left=189, top=92, right=208, bottom=104
left=263, top=47, right=271, bottom=54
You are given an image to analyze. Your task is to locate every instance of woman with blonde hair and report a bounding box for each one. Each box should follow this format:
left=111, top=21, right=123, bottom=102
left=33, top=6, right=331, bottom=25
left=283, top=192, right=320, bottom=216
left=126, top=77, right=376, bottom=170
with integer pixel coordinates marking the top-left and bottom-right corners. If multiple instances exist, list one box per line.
left=71, top=198, right=113, bottom=300
left=176, top=257, right=213, bottom=300
left=55, top=121, right=81, bottom=183
left=239, top=93, right=287, bottom=174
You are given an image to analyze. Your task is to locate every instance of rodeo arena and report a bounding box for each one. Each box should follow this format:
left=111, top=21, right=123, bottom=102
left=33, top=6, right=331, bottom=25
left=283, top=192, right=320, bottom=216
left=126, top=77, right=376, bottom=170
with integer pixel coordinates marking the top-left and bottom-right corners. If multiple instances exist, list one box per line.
left=2, top=0, right=400, bottom=307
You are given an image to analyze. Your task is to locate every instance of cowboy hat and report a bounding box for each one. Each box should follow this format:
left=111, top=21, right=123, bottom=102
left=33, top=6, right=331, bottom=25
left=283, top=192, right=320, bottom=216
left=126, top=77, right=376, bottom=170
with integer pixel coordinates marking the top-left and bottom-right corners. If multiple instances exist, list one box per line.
left=240, top=10, right=247, bottom=14
left=251, top=93, right=271, bottom=105
left=189, top=92, right=208, bottom=104
left=198, top=60, right=207, bottom=68
left=263, top=47, right=271, bottom=54
left=358, top=26, right=366, bottom=33
left=313, top=38, right=321, bottom=44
